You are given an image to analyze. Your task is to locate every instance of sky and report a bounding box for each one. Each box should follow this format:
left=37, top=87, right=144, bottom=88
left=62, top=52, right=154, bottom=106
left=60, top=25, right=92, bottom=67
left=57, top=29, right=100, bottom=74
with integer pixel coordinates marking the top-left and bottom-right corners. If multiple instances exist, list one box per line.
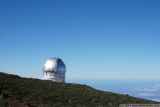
left=0, top=0, right=160, bottom=80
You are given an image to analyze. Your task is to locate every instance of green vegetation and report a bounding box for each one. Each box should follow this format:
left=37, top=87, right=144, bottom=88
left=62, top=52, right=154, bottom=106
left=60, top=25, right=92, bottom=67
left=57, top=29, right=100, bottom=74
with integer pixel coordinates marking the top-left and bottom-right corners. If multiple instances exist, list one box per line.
left=0, top=72, right=159, bottom=107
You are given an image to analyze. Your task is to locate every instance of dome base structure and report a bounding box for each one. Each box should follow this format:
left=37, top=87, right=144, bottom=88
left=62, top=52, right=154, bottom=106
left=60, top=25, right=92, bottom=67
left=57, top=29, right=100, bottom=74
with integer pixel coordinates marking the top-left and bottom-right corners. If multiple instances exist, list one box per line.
left=43, top=58, right=66, bottom=82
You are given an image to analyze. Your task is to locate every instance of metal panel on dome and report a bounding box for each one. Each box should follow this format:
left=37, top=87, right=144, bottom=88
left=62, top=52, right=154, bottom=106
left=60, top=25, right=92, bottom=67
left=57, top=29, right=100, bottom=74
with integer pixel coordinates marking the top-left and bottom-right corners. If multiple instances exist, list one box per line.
left=43, top=57, right=66, bottom=82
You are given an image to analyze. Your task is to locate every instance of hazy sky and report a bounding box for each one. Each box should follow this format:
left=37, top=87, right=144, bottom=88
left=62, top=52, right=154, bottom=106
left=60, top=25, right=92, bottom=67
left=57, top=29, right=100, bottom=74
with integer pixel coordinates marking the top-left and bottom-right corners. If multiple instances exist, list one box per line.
left=0, top=0, right=160, bottom=79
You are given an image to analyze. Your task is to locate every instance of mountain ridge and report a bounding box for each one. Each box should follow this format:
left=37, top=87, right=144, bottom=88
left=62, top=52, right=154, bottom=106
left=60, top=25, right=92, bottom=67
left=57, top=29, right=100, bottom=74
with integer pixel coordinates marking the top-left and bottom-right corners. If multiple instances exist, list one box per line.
left=0, top=72, right=159, bottom=107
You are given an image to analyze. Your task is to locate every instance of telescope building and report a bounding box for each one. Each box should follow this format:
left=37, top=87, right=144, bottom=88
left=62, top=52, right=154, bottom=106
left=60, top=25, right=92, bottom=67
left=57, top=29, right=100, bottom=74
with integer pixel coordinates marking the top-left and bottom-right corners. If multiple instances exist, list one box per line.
left=43, top=57, right=66, bottom=82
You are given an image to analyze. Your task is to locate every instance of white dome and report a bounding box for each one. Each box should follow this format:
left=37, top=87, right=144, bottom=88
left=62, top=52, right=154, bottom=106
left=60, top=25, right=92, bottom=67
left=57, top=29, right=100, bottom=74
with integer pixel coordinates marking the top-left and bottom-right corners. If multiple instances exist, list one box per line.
left=43, top=58, right=66, bottom=73
left=43, top=57, right=66, bottom=82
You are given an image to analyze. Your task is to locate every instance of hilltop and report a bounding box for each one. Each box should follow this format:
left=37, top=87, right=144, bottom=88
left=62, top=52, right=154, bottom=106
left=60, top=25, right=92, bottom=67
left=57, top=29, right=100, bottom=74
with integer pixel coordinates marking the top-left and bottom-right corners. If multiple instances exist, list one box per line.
left=0, top=72, right=159, bottom=107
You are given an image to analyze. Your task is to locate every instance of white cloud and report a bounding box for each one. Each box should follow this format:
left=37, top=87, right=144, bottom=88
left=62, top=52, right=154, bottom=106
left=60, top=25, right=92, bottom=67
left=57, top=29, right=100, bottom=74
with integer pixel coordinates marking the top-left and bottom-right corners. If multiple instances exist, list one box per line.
left=133, top=84, right=160, bottom=99
left=152, top=99, right=160, bottom=102
left=135, top=84, right=160, bottom=92
left=135, top=87, right=159, bottom=92
left=137, top=93, right=157, bottom=97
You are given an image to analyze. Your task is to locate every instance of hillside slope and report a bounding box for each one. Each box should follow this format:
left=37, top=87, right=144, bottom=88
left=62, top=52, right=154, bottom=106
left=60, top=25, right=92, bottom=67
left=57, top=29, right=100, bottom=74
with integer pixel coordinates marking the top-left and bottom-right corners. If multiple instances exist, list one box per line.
left=0, top=72, right=159, bottom=107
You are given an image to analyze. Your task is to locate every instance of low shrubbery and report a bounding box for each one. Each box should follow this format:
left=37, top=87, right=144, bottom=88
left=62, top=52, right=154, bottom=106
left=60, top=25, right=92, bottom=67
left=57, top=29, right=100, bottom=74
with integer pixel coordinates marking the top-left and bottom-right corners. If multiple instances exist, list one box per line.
left=0, top=72, right=158, bottom=107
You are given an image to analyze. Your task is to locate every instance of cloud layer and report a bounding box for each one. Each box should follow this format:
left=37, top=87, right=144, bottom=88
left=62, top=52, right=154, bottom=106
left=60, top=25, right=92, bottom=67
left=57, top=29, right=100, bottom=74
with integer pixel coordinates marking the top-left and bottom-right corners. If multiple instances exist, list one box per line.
left=133, top=84, right=160, bottom=102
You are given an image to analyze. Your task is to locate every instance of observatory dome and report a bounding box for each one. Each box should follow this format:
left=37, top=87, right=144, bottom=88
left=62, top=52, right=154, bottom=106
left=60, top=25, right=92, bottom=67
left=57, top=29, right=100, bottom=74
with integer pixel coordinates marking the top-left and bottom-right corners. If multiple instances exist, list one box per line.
left=43, top=58, right=66, bottom=73
left=43, top=57, right=66, bottom=82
